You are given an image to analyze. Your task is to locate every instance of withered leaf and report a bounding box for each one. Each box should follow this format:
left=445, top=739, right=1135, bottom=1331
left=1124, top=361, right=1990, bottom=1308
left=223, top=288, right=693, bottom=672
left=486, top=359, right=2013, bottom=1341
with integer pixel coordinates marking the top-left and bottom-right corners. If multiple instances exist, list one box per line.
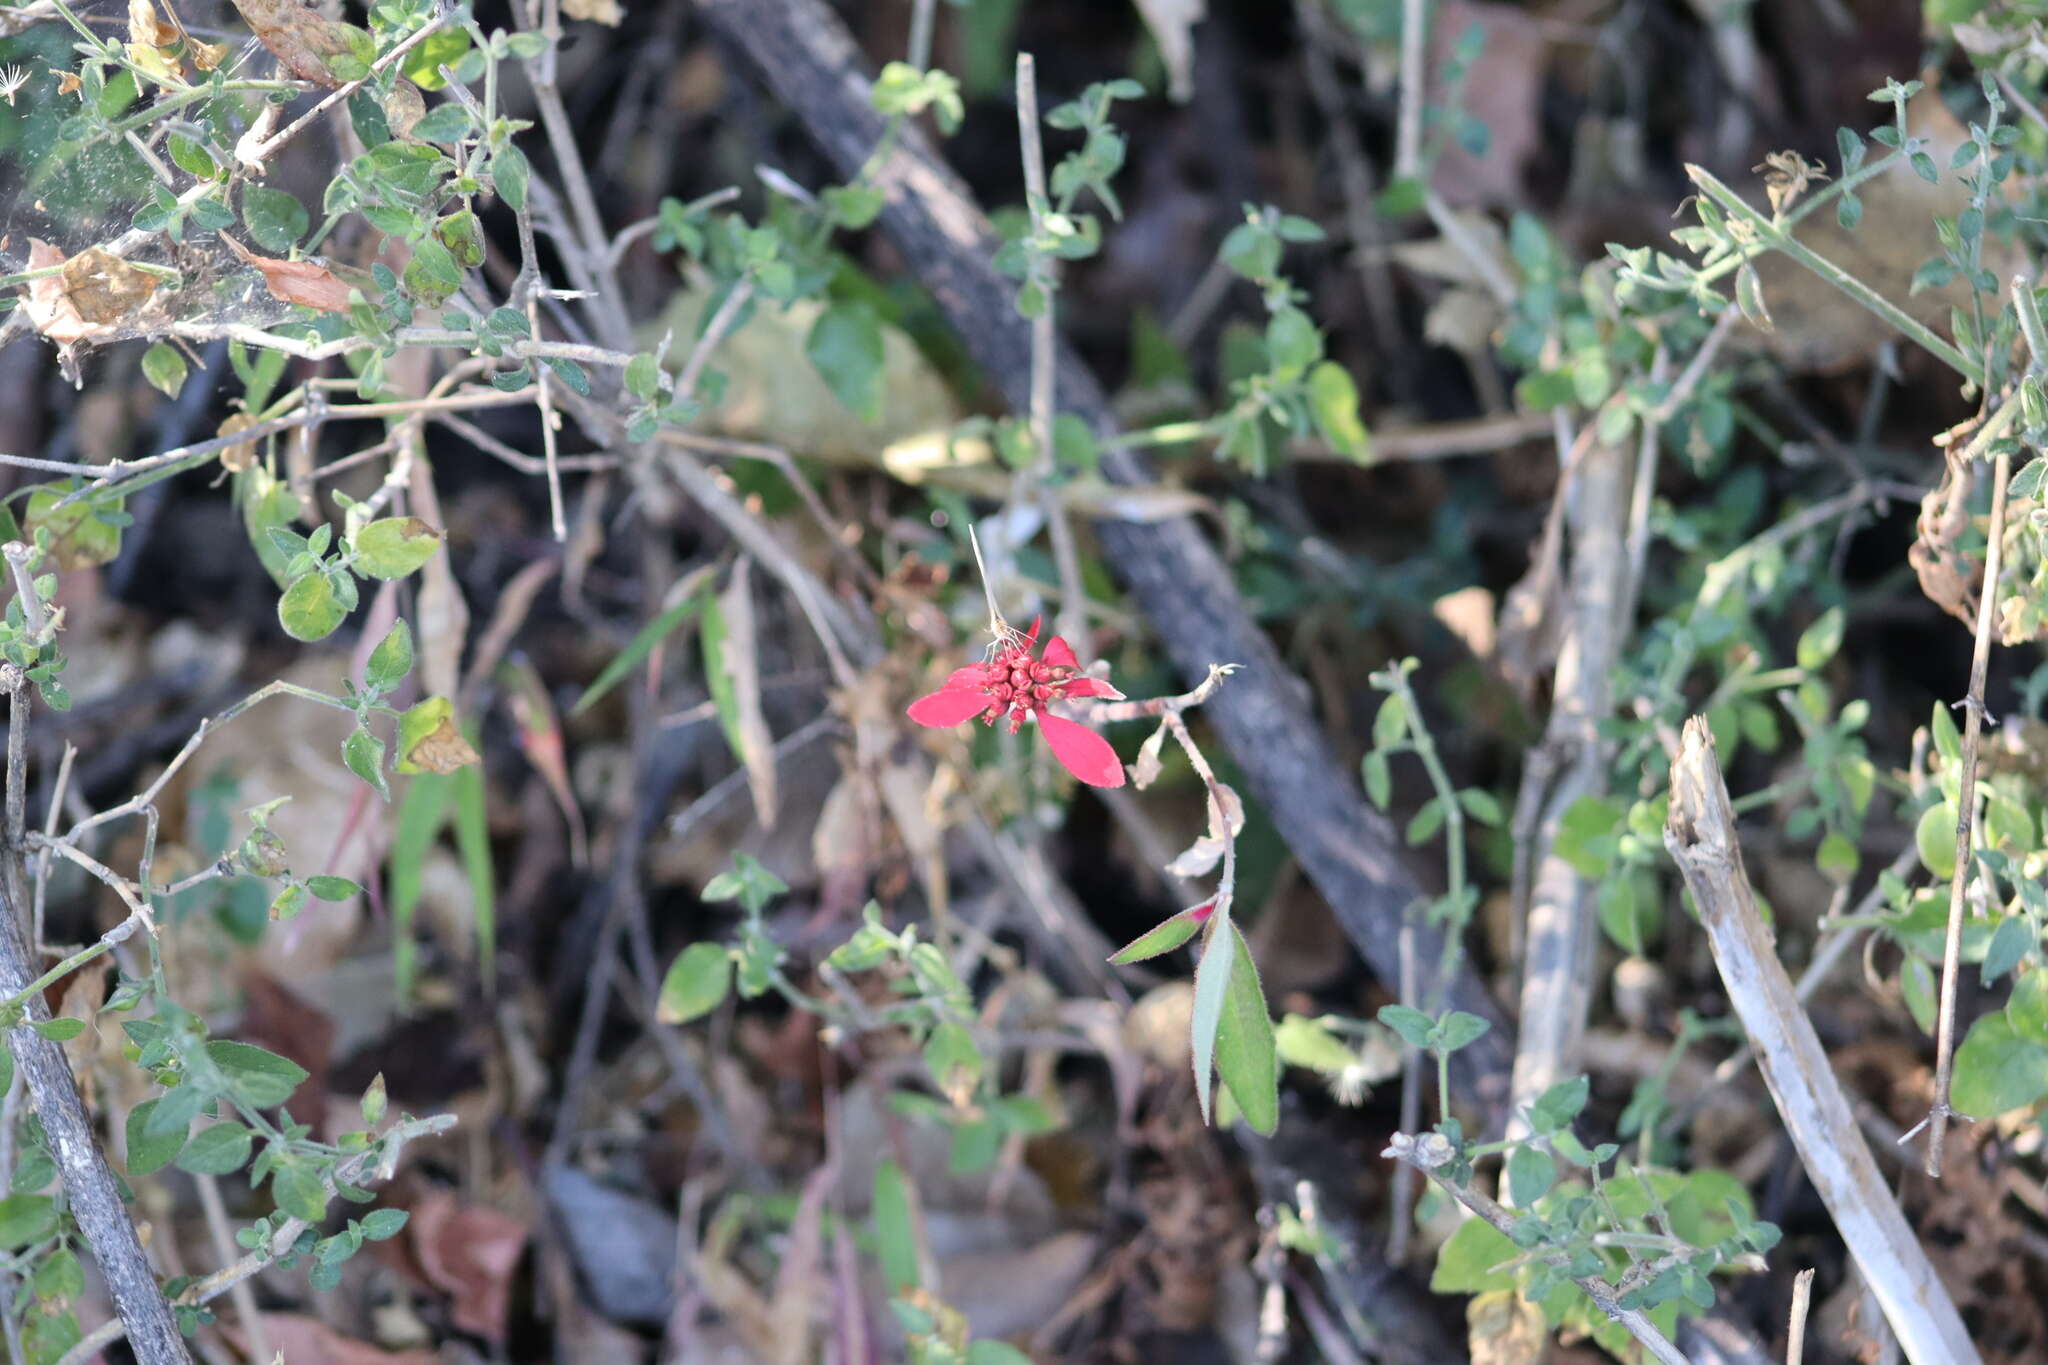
left=405, top=716, right=480, bottom=774
left=219, top=232, right=356, bottom=313
left=61, top=246, right=160, bottom=324
left=229, top=0, right=366, bottom=88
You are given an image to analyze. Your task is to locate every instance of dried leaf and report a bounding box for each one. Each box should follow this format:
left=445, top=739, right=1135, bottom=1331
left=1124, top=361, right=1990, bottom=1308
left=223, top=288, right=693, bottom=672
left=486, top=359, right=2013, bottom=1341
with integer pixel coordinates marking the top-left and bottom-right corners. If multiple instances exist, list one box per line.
left=216, top=411, right=259, bottom=472
left=229, top=1314, right=436, bottom=1365
left=563, top=0, right=623, bottom=22
left=218, top=232, right=355, bottom=313
left=1132, top=0, right=1204, bottom=101
left=63, top=246, right=159, bottom=324
left=229, top=0, right=365, bottom=87
left=714, top=558, right=778, bottom=828
left=401, top=1190, right=527, bottom=1342
left=1165, top=782, right=1244, bottom=879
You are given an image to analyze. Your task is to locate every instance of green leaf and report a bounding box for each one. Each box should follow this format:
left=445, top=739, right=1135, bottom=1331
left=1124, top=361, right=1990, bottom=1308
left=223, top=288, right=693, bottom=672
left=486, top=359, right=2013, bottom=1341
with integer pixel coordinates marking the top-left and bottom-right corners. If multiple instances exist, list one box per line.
left=572, top=592, right=704, bottom=715
left=175, top=1122, right=254, bottom=1176
left=924, top=1019, right=983, bottom=1102
left=279, top=571, right=347, bottom=642
left=1190, top=918, right=1234, bottom=1123
left=366, top=620, right=414, bottom=695
left=1107, top=905, right=1209, bottom=963
left=205, top=1040, right=309, bottom=1110
left=1372, top=693, right=1409, bottom=749
left=1982, top=914, right=2036, bottom=986
left=1950, top=1011, right=2048, bottom=1117
left=389, top=773, right=453, bottom=1003
left=1305, top=361, right=1370, bottom=460
left=490, top=140, right=530, bottom=210
left=1274, top=1014, right=1357, bottom=1075
left=1506, top=1143, right=1556, bottom=1206
left=343, top=724, right=390, bottom=801
left=805, top=302, right=886, bottom=422
left=403, top=236, right=463, bottom=307
left=1264, top=306, right=1323, bottom=380
left=1362, top=749, right=1391, bottom=810
left=1213, top=923, right=1279, bottom=1135
left=1734, top=262, right=1772, bottom=333
left=657, top=943, right=731, bottom=1024
left=2008, top=969, right=2048, bottom=1045
left=1796, top=606, right=1845, bottom=671
left=1406, top=797, right=1444, bottom=846
left=0, top=1195, right=58, bottom=1251
left=242, top=185, right=310, bottom=252
left=872, top=1159, right=921, bottom=1293
left=307, top=876, right=358, bottom=902
left=1431, top=1215, right=1518, bottom=1293
left=29, top=1018, right=83, bottom=1042
left=168, top=134, right=218, bottom=179
left=1431, top=1011, right=1491, bottom=1053
left=625, top=352, right=662, bottom=402
left=1901, top=955, right=1937, bottom=1034
left=352, top=516, right=444, bottom=579
left=400, top=28, right=470, bottom=88
left=1528, top=1075, right=1590, bottom=1135
left=141, top=343, right=187, bottom=399
left=125, top=1099, right=189, bottom=1176
left=1917, top=801, right=1958, bottom=881
left=1555, top=796, right=1623, bottom=877
left=1378, top=1003, right=1435, bottom=1050
left=361, top=1207, right=409, bottom=1239
left=410, top=101, right=473, bottom=144
left=271, top=884, right=307, bottom=922
left=272, top=1159, right=330, bottom=1223
left=1458, top=788, right=1504, bottom=826
left=453, top=757, right=495, bottom=986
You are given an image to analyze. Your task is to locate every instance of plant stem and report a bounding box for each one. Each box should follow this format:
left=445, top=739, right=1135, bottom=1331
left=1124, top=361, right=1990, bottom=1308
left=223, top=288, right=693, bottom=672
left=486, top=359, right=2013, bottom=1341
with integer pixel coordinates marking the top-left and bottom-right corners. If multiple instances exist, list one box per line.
left=1685, top=165, right=1976, bottom=380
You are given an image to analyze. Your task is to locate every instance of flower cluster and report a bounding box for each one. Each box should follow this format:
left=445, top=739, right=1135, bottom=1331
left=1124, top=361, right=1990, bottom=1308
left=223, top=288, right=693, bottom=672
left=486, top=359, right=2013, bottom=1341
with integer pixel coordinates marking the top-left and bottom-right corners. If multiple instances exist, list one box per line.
left=907, top=618, right=1126, bottom=787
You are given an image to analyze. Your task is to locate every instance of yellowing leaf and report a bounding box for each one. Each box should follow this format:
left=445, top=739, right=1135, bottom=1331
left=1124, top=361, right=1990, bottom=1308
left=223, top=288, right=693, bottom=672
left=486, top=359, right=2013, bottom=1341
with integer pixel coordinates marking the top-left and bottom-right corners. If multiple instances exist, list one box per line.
left=396, top=696, right=480, bottom=774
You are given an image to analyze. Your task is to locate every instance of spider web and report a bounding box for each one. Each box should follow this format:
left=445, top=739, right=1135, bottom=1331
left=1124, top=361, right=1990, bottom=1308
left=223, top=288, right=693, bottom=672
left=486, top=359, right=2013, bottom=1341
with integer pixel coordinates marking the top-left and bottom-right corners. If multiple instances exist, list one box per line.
left=0, top=0, right=310, bottom=354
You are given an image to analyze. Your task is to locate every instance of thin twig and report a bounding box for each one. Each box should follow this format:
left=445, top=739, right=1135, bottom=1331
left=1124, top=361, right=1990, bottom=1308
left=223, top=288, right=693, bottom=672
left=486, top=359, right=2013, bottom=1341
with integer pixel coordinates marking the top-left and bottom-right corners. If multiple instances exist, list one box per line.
left=1787, top=1267, right=1815, bottom=1363
left=1394, top=0, right=1427, bottom=182
left=242, top=5, right=455, bottom=167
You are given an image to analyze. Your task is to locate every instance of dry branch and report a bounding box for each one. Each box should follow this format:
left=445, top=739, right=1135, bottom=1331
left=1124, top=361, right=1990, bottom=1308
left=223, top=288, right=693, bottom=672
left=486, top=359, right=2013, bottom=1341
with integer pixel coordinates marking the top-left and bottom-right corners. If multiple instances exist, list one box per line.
left=1663, top=717, right=1980, bottom=1365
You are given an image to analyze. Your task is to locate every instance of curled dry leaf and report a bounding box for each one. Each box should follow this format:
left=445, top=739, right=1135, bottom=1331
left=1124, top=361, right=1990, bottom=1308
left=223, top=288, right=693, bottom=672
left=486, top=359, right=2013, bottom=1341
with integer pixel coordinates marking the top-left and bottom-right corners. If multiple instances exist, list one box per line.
left=398, top=1189, right=528, bottom=1342
left=1165, top=780, right=1244, bottom=879
left=22, top=240, right=158, bottom=344
left=404, top=714, right=481, bottom=774
left=216, top=411, right=259, bottom=472
left=219, top=232, right=356, bottom=313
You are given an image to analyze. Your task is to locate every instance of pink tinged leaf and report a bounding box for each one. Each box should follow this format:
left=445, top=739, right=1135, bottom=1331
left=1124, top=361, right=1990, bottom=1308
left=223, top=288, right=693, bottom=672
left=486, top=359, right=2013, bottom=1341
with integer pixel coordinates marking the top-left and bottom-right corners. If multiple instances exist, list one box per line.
left=1062, top=676, right=1123, bottom=700
left=907, top=687, right=993, bottom=728
left=1037, top=712, right=1126, bottom=787
left=1041, top=636, right=1079, bottom=669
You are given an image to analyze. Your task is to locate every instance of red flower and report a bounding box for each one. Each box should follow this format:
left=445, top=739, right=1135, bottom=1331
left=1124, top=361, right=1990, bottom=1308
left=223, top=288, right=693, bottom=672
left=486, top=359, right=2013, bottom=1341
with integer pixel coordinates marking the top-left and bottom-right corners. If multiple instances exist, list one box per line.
left=907, top=618, right=1126, bottom=787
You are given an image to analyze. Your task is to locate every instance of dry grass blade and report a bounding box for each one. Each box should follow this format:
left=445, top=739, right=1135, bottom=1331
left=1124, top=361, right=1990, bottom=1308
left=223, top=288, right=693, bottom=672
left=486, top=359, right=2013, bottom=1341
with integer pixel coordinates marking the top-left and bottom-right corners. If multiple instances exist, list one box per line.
left=1663, top=717, right=1980, bottom=1365
left=717, top=557, right=779, bottom=828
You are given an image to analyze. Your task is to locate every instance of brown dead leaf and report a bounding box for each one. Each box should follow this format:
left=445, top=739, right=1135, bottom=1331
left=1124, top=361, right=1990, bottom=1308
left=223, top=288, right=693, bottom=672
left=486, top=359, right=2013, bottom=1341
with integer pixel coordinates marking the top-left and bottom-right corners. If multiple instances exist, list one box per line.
left=229, top=0, right=363, bottom=87
left=62, top=247, right=159, bottom=324
left=218, top=232, right=355, bottom=313
left=216, top=411, right=259, bottom=471
left=401, top=1189, right=527, bottom=1342
left=406, top=715, right=481, bottom=774
left=22, top=241, right=123, bottom=344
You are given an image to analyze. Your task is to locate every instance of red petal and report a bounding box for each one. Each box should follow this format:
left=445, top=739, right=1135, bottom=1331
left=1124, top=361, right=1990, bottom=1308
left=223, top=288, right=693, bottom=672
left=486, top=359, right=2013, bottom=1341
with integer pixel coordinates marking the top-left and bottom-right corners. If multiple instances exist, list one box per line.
left=1019, top=616, right=1042, bottom=648
left=1062, top=677, right=1123, bottom=700
left=1042, top=636, right=1078, bottom=669
left=1037, top=712, right=1125, bottom=788
left=944, top=664, right=991, bottom=689
left=908, top=687, right=994, bottom=728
